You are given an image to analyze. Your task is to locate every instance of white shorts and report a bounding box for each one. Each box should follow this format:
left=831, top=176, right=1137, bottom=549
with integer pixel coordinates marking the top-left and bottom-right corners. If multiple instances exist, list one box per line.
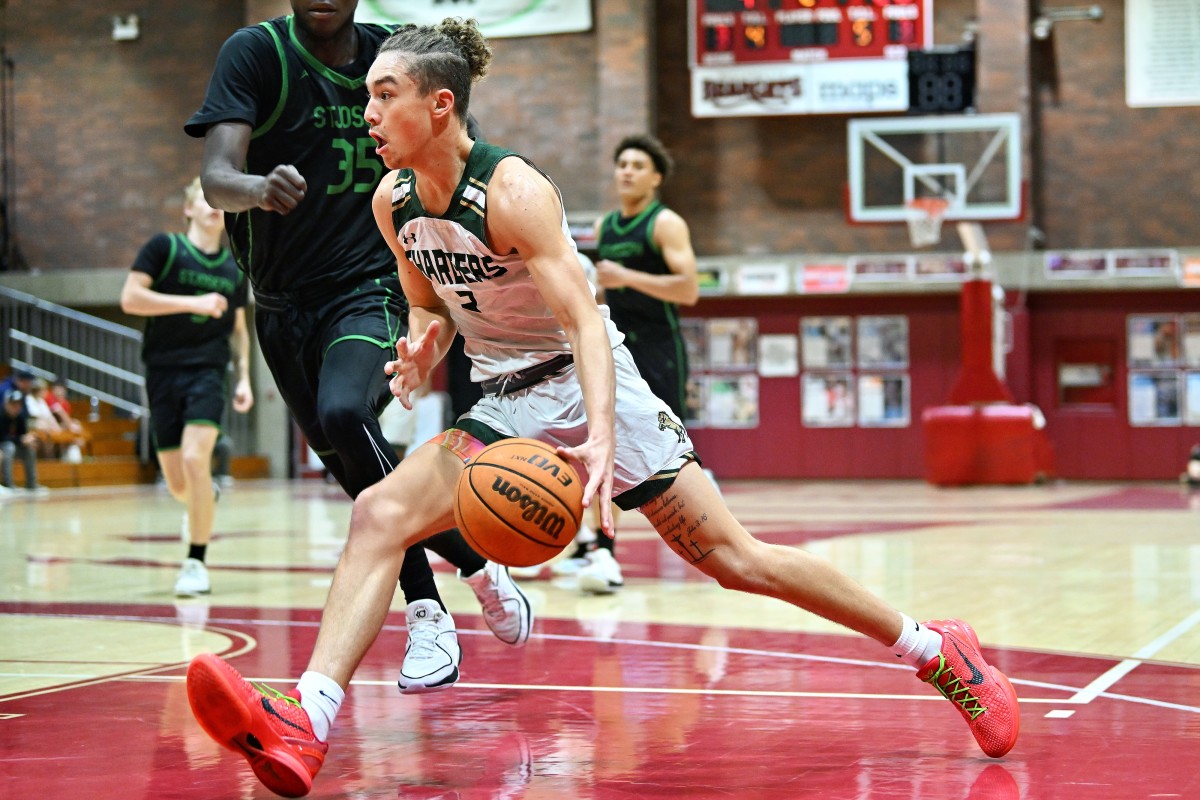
left=462, top=345, right=695, bottom=505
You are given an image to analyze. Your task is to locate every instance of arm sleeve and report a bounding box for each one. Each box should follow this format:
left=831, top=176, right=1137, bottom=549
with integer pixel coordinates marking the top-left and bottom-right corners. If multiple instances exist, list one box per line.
left=184, top=25, right=278, bottom=138
left=130, top=234, right=172, bottom=281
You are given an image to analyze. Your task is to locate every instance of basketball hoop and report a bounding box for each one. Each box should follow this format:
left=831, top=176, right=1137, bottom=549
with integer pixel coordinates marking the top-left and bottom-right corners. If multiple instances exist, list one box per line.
left=905, top=197, right=951, bottom=248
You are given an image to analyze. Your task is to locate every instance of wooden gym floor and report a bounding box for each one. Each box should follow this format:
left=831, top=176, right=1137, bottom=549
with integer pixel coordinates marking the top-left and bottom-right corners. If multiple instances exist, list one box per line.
left=3, top=477, right=1200, bottom=799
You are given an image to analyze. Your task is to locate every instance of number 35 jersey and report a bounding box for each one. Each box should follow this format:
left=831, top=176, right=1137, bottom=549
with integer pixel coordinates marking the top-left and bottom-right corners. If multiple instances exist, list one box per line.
left=389, top=141, right=622, bottom=383
left=185, top=15, right=395, bottom=295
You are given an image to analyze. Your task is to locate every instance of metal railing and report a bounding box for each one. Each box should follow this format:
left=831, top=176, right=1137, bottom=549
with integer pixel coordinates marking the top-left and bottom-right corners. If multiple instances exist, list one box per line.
left=1, top=285, right=147, bottom=409
left=1, top=285, right=257, bottom=465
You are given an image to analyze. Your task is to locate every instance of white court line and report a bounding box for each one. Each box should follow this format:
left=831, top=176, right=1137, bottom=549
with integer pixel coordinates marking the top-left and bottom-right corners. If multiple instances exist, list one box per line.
left=122, top=675, right=1200, bottom=713
left=1062, top=607, right=1200, bottom=708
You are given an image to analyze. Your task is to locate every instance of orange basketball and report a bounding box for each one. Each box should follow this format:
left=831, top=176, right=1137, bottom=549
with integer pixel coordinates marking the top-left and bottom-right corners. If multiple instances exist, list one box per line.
left=453, top=438, right=584, bottom=568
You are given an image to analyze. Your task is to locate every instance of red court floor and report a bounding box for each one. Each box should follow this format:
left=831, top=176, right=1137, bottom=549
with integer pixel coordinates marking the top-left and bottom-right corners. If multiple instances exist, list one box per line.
left=3, top=479, right=1200, bottom=798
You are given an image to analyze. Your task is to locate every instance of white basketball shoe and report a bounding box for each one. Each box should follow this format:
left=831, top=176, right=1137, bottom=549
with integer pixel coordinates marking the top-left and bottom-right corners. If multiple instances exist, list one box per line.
left=397, top=599, right=461, bottom=694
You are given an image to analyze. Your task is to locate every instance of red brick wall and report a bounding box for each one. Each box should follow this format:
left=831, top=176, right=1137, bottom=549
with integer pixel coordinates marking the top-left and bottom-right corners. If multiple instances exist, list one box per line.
left=6, top=1, right=242, bottom=272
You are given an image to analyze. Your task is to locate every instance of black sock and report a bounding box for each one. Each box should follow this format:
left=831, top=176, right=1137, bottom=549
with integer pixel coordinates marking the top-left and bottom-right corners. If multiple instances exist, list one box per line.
left=592, top=534, right=615, bottom=554
left=397, top=545, right=446, bottom=611
left=187, top=543, right=208, bottom=563
left=423, top=528, right=487, bottom=576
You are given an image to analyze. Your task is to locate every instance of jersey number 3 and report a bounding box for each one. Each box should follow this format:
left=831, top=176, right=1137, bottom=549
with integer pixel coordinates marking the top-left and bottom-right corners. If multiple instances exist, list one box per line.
left=454, top=290, right=480, bottom=313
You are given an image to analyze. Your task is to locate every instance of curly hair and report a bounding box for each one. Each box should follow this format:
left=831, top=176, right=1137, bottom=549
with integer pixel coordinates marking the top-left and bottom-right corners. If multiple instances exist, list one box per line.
left=614, top=134, right=673, bottom=181
left=377, top=18, right=492, bottom=122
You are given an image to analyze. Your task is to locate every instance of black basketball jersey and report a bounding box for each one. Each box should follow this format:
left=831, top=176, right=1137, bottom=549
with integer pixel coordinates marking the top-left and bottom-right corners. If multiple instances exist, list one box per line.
left=131, top=233, right=248, bottom=369
left=185, top=16, right=395, bottom=295
left=596, top=201, right=682, bottom=335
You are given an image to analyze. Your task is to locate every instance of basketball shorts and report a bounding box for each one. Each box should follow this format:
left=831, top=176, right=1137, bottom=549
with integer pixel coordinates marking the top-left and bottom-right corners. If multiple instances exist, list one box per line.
left=623, top=328, right=689, bottom=420
left=459, top=345, right=696, bottom=510
left=146, top=365, right=227, bottom=450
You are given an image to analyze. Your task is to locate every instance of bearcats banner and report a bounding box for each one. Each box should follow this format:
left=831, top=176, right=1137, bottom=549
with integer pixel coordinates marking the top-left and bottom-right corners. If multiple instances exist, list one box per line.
left=357, top=0, right=592, bottom=38
left=691, top=60, right=909, bottom=117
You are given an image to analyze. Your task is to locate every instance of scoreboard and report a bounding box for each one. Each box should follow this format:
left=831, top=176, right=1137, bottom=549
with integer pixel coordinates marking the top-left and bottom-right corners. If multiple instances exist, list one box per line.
left=689, top=0, right=933, bottom=117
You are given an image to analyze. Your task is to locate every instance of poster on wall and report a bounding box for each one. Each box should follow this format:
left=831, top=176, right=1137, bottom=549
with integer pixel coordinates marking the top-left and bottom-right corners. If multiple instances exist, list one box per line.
left=1128, top=370, right=1181, bottom=426
left=802, top=372, right=855, bottom=427
left=1045, top=251, right=1109, bottom=278
left=858, top=374, right=910, bottom=427
left=850, top=255, right=913, bottom=282
left=1186, top=372, right=1200, bottom=425
left=800, top=316, right=853, bottom=369
left=757, top=333, right=800, bottom=378
left=1112, top=249, right=1179, bottom=276
left=707, top=318, right=758, bottom=371
left=857, top=315, right=909, bottom=368
left=681, top=318, right=708, bottom=370
left=1182, top=314, right=1200, bottom=368
left=705, top=374, right=759, bottom=428
left=1126, top=0, right=1200, bottom=107
left=1127, top=314, right=1180, bottom=367
left=356, top=0, right=592, bottom=36
left=684, top=376, right=706, bottom=428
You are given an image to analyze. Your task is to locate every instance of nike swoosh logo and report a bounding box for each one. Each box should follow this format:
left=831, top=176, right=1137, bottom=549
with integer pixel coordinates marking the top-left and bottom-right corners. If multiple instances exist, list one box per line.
left=952, top=641, right=986, bottom=685
left=261, top=697, right=308, bottom=734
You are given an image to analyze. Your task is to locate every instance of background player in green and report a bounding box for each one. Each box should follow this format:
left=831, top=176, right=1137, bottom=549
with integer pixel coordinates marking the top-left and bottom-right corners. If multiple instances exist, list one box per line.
left=121, top=178, right=253, bottom=597
left=184, top=0, right=529, bottom=691
left=557, top=134, right=701, bottom=594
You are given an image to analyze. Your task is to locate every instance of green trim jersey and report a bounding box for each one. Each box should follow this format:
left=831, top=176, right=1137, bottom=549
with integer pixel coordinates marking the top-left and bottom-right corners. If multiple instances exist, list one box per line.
left=131, top=233, right=248, bottom=369
left=389, top=141, right=622, bottom=381
left=185, top=16, right=394, bottom=295
left=596, top=201, right=682, bottom=334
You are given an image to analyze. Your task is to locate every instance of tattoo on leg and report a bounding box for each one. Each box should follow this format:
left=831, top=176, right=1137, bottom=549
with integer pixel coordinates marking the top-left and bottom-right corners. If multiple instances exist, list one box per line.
left=643, top=489, right=714, bottom=565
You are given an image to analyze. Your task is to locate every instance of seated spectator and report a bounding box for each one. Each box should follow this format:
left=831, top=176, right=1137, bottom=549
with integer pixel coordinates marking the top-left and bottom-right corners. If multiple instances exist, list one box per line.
left=1, top=389, right=42, bottom=492
left=25, top=378, right=88, bottom=460
left=46, top=377, right=90, bottom=462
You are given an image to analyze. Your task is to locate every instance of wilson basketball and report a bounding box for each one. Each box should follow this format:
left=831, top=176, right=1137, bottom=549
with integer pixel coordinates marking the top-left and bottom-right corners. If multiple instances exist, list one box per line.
left=454, top=438, right=584, bottom=568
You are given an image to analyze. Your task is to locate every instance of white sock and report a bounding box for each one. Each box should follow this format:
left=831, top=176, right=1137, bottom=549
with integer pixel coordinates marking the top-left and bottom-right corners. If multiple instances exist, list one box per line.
left=890, top=614, right=944, bottom=669
left=297, top=671, right=344, bottom=742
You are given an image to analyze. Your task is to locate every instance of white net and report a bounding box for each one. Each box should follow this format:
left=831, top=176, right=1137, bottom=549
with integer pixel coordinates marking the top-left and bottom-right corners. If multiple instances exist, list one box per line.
left=905, top=198, right=950, bottom=248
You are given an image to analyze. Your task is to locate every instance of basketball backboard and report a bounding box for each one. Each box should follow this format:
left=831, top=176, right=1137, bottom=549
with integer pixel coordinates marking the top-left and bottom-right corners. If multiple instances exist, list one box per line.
left=847, top=113, right=1022, bottom=223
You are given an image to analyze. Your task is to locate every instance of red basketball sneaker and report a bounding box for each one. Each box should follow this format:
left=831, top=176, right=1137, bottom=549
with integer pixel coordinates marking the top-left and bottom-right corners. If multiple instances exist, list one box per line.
left=186, top=653, right=328, bottom=798
left=917, top=619, right=1020, bottom=758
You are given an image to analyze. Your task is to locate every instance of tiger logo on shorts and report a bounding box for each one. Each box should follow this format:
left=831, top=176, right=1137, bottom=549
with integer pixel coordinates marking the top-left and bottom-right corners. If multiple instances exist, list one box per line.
left=657, top=411, right=686, bottom=443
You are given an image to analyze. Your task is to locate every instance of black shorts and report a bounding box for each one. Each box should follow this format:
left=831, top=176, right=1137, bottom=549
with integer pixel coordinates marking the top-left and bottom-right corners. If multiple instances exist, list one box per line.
left=622, top=328, right=689, bottom=420
left=146, top=365, right=227, bottom=450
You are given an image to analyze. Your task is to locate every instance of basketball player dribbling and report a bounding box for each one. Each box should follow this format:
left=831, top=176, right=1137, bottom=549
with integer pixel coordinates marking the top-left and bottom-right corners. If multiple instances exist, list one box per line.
left=184, top=0, right=529, bottom=694
left=185, top=19, right=1019, bottom=798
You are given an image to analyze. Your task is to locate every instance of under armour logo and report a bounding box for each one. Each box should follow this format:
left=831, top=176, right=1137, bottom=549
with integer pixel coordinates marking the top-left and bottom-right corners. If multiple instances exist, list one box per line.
left=401, top=232, right=418, bottom=245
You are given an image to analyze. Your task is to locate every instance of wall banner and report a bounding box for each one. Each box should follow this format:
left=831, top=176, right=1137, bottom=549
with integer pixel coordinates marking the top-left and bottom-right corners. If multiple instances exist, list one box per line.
left=357, top=0, right=592, bottom=38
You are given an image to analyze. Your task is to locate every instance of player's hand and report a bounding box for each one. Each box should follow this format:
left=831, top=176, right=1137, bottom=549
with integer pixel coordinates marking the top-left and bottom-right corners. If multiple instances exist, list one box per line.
left=232, top=378, right=254, bottom=414
left=387, top=319, right=441, bottom=410
left=593, top=259, right=628, bottom=290
left=258, top=165, right=306, bottom=214
left=557, top=436, right=615, bottom=536
left=193, top=293, right=229, bottom=318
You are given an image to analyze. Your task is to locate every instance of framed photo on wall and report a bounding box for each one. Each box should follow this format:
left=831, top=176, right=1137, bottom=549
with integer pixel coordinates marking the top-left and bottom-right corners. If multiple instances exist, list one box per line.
left=800, top=316, right=853, bottom=369
left=857, top=315, right=909, bottom=368
left=707, top=317, right=758, bottom=371
left=1181, top=314, right=1200, bottom=368
left=858, top=374, right=910, bottom=427
left=705, top=374, right=759, bottom=428
left=802, top=372, right=855, bottom=427
left=1127, top=314, right=1180, bottom=367
left=1128, top=370, right=1181, bottom=426
left=1187, top=371, right=1200, bottom=426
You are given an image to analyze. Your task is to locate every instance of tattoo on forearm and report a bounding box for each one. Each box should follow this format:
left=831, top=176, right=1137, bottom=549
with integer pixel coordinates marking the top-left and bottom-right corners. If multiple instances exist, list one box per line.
left=644, top=490, right=713, bottom=565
